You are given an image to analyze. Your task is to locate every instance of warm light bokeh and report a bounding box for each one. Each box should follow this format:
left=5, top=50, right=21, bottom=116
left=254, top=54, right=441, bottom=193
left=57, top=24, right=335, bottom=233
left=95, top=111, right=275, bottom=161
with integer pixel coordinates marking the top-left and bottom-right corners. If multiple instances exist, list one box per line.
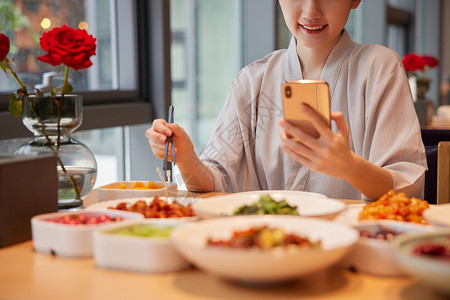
left=78, top=21, right=88, bottom=31
left=41, top=18, right=51, bottom=29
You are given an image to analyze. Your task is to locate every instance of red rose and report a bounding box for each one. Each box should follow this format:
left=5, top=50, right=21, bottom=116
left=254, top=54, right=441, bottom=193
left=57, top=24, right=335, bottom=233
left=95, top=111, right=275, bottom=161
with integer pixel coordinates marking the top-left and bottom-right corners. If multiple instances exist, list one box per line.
left=422, top=55, right=439, bottom=68
left=38, top=25, right=96, bottom=70
left=402, top=53, right=425, bottom=73
left=0, top=33, right=10, bottom=62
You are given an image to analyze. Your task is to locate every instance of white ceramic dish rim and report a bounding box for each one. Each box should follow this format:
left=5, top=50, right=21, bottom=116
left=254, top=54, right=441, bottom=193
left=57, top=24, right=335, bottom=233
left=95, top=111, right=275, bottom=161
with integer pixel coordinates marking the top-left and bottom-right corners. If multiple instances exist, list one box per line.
left=31, top=209, right=144, bottom=231
left=192, top=190, right=346, bottom=218
left=393, top=229, right=450, bottom=274
left=170, top=215, right=359, bottom=252
left=423, top=203, right=450, bottom=227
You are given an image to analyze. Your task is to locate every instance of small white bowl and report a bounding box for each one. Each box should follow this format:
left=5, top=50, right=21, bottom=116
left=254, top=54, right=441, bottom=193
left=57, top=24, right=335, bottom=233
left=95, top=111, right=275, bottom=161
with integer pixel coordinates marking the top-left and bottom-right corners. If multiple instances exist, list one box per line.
left=170, top=215, right=359, bottom=283
left=393, top=230, right=450, bottom=295
left=93, top=219, right=190, bottom=273
left=97, top=181, right=177, bottom=202
left=339, top=220, right=434, bottom=277
left=192, top=190, right=346, bottom=220
left=424, top=203, right=450, bottom=227
left=31, top=210, right=143, bottom=258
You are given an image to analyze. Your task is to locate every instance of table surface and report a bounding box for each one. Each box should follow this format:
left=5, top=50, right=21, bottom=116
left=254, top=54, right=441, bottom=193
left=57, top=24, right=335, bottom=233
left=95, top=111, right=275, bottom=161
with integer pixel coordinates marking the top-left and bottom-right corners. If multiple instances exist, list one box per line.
left=0, top=191, right=448, bottom=300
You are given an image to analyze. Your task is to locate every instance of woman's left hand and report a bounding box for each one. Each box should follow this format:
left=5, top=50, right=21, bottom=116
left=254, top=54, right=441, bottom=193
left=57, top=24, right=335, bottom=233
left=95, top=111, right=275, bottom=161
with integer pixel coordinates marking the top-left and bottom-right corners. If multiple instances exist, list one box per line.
left=279, top=104, right=356, bottom=180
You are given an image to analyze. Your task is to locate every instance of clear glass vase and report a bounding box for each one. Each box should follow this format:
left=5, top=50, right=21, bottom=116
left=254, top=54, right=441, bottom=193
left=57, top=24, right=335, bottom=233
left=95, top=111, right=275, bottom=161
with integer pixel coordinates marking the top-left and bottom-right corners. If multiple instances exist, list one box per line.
left=14, top=94, right=97, bottom=210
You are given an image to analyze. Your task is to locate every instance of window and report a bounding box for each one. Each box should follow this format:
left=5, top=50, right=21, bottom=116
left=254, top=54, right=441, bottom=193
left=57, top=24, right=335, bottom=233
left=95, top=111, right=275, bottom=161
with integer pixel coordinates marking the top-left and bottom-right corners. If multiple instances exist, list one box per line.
left=170, top=0, right=241, bottom=151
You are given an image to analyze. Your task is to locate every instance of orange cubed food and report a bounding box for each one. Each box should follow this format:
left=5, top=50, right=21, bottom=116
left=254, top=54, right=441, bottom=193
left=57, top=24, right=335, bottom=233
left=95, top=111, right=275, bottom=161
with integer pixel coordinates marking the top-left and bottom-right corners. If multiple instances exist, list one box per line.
left=147, top=181, right=163, bottom=189
left=118, top=183, right=128, bottom=189
left=132, top=182, right=147, bottom=190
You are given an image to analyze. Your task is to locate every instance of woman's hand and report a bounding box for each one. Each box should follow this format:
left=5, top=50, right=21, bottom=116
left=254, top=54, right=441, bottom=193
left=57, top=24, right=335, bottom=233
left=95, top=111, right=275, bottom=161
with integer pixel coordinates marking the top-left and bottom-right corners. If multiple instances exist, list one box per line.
left=145, top=119, right=196, bottom=163
left=278, top=104, right=356, bottom=180
left=145, top=119, right=215, bottom=192
left=278, top=104, right=392, bottom=200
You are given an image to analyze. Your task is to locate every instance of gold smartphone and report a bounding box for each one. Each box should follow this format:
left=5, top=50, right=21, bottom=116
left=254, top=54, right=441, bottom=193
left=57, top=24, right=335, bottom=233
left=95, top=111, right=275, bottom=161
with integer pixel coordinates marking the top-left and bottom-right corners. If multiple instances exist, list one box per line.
left=281, top=80, right=331, bottom=138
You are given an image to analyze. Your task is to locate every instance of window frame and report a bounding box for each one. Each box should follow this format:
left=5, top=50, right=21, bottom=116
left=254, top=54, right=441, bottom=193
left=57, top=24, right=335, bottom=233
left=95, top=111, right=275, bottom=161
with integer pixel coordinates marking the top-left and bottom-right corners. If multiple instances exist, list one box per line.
left=0, top=0, right=172, bottom=140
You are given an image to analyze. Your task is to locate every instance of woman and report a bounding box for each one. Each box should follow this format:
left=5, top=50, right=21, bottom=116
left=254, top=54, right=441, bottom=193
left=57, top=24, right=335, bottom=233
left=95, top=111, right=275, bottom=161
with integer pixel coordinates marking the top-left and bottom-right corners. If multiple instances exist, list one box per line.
left=146, top=0, right=426, bottom=200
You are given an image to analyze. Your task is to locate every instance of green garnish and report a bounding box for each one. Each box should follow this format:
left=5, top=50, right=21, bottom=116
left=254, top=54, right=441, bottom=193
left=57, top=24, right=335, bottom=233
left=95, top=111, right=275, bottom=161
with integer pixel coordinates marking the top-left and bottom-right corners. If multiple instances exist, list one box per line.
left=233, top=194, right=299, bottom=215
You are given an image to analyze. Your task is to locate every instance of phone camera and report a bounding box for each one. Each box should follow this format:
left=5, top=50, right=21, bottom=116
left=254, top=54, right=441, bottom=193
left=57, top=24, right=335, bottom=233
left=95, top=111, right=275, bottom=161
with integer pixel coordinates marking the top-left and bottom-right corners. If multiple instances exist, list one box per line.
left=285, top=86, right=292, bottom=98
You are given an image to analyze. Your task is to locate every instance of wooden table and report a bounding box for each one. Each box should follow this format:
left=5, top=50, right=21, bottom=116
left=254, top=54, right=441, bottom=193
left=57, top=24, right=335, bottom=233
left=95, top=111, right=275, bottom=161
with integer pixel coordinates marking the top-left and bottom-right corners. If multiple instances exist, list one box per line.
left=0, top=191, right=447, bottom=300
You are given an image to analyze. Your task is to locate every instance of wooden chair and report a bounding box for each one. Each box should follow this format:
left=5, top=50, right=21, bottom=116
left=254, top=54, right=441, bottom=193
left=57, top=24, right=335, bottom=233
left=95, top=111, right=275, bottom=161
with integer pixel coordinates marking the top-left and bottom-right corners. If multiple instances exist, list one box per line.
left=437, top=141, right=450, bottom=204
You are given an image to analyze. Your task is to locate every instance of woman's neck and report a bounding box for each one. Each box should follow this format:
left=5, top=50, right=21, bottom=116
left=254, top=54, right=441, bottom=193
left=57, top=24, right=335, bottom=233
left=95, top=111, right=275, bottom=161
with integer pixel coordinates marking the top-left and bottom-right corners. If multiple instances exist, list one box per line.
left=296, top=33, right=341, bottom=80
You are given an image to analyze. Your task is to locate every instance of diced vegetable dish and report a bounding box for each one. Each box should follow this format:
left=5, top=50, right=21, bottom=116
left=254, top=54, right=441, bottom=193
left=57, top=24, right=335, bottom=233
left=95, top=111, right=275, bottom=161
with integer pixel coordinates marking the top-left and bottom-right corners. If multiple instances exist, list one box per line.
left=233, top=194, right=299, bottom=215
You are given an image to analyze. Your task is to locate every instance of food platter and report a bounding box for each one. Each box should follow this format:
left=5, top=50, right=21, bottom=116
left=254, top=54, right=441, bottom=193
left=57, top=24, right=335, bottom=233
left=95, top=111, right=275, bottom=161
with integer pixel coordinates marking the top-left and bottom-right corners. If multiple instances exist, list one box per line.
left=86, top=197, right=198, bottom=220
left=192, top=190, right=346, bottom=220
left=170, top=215, right=359, bottom=283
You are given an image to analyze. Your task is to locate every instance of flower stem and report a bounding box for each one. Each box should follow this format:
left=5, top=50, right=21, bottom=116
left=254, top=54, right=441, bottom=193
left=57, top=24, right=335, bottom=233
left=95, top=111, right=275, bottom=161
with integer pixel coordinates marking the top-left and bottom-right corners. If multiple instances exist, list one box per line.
left=55, top=66, right=82, bottom=201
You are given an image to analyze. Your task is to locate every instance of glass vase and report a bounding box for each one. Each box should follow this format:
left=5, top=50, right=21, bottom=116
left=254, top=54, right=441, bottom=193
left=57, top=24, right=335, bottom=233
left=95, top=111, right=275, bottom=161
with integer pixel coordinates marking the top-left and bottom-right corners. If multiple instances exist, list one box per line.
left=14, top=94, right=97, bottom=210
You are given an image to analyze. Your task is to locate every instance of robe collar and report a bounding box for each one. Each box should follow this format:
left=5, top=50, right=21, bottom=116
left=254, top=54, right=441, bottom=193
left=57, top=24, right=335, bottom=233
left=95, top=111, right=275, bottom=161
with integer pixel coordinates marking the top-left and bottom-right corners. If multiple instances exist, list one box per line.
left=283, top=30, right=357, bottom=100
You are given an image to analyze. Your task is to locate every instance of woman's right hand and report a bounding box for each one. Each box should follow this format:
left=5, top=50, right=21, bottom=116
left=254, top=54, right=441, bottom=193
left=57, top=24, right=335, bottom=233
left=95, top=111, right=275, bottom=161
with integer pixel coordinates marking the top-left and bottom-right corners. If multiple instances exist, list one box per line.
left=145, top=119, right=195, bottom=163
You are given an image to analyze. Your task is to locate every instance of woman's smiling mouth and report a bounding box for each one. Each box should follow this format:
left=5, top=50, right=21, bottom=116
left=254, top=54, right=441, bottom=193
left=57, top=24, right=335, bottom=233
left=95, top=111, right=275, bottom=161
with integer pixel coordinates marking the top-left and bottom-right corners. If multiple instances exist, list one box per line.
left=300, top=24, right=328, bottom=34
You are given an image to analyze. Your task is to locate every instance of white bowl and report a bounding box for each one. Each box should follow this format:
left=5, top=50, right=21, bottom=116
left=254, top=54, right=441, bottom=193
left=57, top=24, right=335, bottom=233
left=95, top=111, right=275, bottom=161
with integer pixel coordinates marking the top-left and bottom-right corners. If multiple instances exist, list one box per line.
left=423, top=203, right=450, bottom=227
left=170, top=215, right=359, bottom=283
left=393, top=230, right=450, bottom=295
left=31, top=210, right=143, bottom=258
left=192, top=190, right=346, bottom=220
left=339, top=220, right=434, bottom=277
left=93, top=219, right=190, bottom=273
left=97, top=181, right=177, bottom=202
left=86, top=197, right=198, bottom=221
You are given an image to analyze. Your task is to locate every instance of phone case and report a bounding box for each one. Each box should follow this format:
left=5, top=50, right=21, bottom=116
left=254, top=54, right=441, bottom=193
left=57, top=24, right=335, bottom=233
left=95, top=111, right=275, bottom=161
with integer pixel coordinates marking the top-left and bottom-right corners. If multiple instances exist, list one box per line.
left=281, top=80, right=331, bottom=138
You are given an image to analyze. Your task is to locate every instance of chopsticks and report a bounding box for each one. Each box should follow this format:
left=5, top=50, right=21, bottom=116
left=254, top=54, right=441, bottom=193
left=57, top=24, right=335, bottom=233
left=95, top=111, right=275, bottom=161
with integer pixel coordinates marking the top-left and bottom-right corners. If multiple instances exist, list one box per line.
left=163, top=105, right=175, bottom=183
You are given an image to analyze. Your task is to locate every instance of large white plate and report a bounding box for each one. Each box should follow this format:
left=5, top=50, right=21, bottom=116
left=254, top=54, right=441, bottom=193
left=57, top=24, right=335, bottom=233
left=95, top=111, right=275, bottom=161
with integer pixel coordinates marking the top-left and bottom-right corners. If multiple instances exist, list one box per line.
left=423, top=203, right=450, bottom=227
left=170, top=215, right=359, bottom=283
left=192, top=190, right=346, bottom=220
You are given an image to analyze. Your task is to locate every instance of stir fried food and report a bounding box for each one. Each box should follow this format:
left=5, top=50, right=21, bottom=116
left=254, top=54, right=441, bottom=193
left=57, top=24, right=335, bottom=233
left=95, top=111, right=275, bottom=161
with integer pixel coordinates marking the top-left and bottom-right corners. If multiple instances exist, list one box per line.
left=358, top=190, right=429, bottom=224
left=207, top=225, right=321, bottom=249
left=108, top=197, right=196, bottom=218
left=233, top=194, right=299, bottom=215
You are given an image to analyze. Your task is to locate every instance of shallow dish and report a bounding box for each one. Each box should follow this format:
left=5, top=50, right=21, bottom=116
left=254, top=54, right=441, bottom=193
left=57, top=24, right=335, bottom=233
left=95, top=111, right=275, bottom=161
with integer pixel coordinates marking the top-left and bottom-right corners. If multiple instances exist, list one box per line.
left=31, top=209, right=143, bottom=258
left=192, top=190, right=345, bottom=220
left=86, top=197, right=198, bottom=220
left=170, top=215, right=359, bottom=283
left=423, top=203, right=450, bottom=227
left=93, top=219, right=190, bottom=273
left=393, top=230, right=450, bottom=295
left=97, top=181, right=177, bottom=202
left=339, top=220, right=434, bottom=277
left=335, top=204, right=438, bottom=226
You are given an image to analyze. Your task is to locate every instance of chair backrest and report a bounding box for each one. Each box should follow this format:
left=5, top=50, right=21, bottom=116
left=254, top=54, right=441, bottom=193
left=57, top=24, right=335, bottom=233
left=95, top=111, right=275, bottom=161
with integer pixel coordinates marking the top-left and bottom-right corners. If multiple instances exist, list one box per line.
left=424, top=145, right=438, bottom=204
left=437, top=141, right=450, bottom=204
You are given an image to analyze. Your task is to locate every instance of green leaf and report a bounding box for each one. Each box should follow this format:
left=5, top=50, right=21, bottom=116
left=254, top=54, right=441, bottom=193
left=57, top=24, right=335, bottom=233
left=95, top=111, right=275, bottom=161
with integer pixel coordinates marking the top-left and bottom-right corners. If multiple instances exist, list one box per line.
left=8, top=94, right=22, bottom=118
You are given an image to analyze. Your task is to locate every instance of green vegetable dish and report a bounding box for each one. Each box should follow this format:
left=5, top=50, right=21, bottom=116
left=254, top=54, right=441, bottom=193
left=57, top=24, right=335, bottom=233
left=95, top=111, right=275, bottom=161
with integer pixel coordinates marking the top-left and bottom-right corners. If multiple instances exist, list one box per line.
left=110, top=224, right=173, bottom=238
left=233, top=195, right=299, bottom=215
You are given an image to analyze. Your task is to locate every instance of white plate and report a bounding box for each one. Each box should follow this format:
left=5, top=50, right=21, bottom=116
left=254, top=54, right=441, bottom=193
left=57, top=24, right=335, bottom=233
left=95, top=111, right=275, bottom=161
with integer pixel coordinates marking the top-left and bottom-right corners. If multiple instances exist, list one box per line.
left=423, top=203, right=450, bottom=227
left=393, top=230, right=450, bottom=295
left=335, top=204, right=438, bottom=226
left=170, top=215, right=359, bottom=283
left=86, top=197, right=198, bottom=220
left=192, top=190, right=346, bottom=220
left=334, top=204, right=366, bottom=225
